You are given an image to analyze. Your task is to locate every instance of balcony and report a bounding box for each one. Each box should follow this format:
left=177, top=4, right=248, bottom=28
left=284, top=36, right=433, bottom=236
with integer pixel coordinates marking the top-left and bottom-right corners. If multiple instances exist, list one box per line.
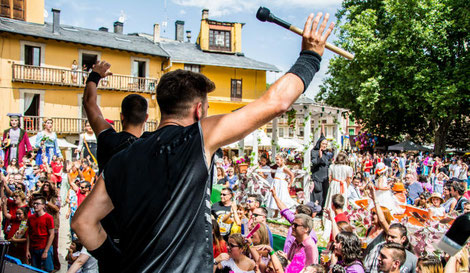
left=12, top=64, right=158, bottom=94
left=22, top=116, right=159, bottom=135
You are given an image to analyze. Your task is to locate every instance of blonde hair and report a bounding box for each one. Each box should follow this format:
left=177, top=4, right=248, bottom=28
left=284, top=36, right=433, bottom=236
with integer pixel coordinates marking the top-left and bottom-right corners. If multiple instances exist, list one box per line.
left=417, top=256, right=443, bottom=273
left=42, top=118, right=53, bottom=129
left=253, top=221, right=270, bottom=246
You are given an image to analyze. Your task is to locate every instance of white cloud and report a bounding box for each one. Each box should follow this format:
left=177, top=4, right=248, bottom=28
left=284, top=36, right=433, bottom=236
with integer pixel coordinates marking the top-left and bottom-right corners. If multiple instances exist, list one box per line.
left=172, top=0, right=341, bottom=17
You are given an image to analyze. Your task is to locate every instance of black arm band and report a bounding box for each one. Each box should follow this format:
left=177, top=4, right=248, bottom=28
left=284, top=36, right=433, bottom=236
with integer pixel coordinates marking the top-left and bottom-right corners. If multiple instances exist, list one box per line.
left=86, top=71, right=102, bottom=85
left=88, top=235, right=122, bottom=261
left=287, top=50, right=322, bottom=93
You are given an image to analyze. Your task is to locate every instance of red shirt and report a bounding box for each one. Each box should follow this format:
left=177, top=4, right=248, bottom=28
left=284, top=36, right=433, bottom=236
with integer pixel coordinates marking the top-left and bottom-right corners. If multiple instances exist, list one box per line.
left=5, top=200, right=28, bottom=239
left=76, top=190, right=87, bottom=207
left=335, top=212, right=349, bottom=223
left=27, top=213, right=54, bottom=250
left=330, top=212, right=350, bottom=241
left=213, top=240, right=227, bottom=258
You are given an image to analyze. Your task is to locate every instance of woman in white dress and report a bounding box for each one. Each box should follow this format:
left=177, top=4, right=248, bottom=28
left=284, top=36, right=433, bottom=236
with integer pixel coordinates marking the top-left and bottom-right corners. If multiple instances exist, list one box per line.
left=266, top=153, right=297, bottom=218
left=324, top=152, right=353, bottom=211
left=322, top=152, right=353, bottom=240
left=374, top=162, right=403, bottom=214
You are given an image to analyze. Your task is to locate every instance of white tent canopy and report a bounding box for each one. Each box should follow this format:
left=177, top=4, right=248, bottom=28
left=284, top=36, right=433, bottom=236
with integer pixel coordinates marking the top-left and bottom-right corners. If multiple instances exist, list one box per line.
left=278, top=137, right=303, bottom=150
left=29, top=135, right=78, bottom=149
left=223, top=131, right=303, bottom=150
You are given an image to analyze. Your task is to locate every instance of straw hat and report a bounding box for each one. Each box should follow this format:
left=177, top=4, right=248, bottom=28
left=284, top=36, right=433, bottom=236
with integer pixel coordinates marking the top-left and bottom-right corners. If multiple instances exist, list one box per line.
left=428, top=192, right=444, bottom=204
left=392, top=182, right=406, bottom=192
left=375, top=162, right=388, bottom=175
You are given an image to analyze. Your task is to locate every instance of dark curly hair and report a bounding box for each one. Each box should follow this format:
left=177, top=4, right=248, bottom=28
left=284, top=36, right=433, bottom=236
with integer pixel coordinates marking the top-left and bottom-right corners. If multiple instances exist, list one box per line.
left=335, top=232, right=362, bottom=265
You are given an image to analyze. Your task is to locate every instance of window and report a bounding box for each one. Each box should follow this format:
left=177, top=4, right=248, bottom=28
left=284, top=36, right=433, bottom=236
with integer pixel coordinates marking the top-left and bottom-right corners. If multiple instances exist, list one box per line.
left=349, top=128, right=355, bottom=136
left=209, top=29, right=231, bottom=51
left=20, top=89, right=44, bottom=132
left=184, top=64, right=200, bottom=73
left=231, top=79, right=242, bottom=101
left=266, top=128, right=272, bottom=137
left=289, top=127, right=295, bottom=137
left=1, top=0, right=24, bottom=20
left=24, top=45, right=41, bottom=66
left=299, top=127, right=304, bottom=137
left=81, top=53, right=98, bottom=71
left=278, top=128, right=284, bottom=138
left=322, top=119, right=327, bottom=124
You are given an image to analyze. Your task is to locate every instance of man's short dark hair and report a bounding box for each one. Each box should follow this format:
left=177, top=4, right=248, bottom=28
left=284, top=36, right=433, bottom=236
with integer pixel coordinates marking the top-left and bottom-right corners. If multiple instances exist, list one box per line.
left=34, top=195, right=46, bottom=204
left=221, top=187, right=233, bottom=195
left=121, top=94, right=148, bottom=125
left=332, top=194, right=345, bottom=209
left=156, top=69, right=215, bottom=117
left=80, top=181, right=91, bottom=188
left=248, top=194, right=262, bottom=207
left=382, top=242, right=406, bottom=267
left=296, top=205, right=312, bottom=216
left=451, top=181, right=465, bottom=195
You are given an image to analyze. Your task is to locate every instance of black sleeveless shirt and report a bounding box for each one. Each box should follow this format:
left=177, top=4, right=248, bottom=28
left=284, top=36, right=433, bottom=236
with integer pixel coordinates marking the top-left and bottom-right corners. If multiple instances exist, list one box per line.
left=103, top=122, right=213, bottom=272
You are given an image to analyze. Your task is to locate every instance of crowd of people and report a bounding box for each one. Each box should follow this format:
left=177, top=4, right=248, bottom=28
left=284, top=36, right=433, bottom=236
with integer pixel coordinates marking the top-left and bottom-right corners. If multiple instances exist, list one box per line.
left=0, top=11, right=468, bottom=273
left=1, top=114, right=99, bottom=272
left=210, top=141, right=470, bottom=273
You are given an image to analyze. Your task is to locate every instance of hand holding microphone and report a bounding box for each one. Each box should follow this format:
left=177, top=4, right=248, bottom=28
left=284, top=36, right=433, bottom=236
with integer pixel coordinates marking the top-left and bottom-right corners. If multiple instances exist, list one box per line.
left=256, top=7, right=354, bottom=60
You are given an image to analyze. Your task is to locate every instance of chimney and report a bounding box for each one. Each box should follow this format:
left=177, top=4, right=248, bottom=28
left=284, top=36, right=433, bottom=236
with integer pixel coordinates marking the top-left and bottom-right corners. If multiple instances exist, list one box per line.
left=186, top=30, right=192, bottom=42
left=114, top=21, right=123, bottom=34
left=98, top=27, right=108, bottom=32
left=175, top=20, right=184, bottom=42
left=52, top=8, right=60, bottom=34
left=153, top=24, right=160, bottom=43
left=202, top=9, right=209, bottom=20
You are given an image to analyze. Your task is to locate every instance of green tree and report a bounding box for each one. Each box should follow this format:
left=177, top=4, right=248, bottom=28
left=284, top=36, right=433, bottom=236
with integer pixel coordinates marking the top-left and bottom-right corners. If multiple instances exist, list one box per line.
left=317, top=0, right=470, bottom=155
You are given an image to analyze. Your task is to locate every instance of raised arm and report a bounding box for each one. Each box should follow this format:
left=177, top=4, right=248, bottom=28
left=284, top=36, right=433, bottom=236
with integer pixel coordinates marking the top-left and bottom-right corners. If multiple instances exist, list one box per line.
left=270, top=187, right=288, bottom=212
left=82, top=61, right=113, bottom=136
left=368, top=185, right=390, bottom=233
left=202, top=13, right=334, bottom=156
left=71, top=176, right=113, bottom=251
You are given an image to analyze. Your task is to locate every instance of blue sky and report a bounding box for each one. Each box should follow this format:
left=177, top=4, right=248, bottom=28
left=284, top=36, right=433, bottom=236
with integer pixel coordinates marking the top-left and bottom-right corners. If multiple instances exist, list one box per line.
left=44, top=0, right=344, bottom=99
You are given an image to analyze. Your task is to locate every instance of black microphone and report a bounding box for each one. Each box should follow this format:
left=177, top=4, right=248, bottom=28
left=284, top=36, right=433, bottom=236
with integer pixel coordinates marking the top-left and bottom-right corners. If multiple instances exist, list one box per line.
left=256, top=7, right=291, bottom=30
left=255, top=6, right=355, bottom=60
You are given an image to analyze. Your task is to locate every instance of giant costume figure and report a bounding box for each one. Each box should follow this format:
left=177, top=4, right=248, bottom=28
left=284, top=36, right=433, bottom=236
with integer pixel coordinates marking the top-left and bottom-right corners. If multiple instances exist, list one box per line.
left=2, top=114, right=32, bottom=167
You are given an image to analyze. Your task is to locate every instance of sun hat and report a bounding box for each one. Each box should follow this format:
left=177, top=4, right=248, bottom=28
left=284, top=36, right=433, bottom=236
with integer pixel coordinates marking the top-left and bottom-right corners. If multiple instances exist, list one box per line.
left=427, top=192, right=444, bottom=203
left=375, top=162, right=388, bottom=175
left=392, top=182, right=406, bottom=192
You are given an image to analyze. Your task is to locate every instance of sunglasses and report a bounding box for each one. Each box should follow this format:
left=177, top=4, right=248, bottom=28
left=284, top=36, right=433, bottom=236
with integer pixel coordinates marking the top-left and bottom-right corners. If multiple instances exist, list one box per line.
left=220, top=193, right=230, bottom=196
left=80, top=186, right=89, bottom=189
left=228, top=243, right=240, bottom=249
left=291, top=223, right=303, bottom=229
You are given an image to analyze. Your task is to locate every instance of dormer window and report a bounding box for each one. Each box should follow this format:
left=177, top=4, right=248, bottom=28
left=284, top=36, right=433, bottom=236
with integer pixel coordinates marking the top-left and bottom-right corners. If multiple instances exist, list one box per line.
left=209, top=29, right=231, bottom=51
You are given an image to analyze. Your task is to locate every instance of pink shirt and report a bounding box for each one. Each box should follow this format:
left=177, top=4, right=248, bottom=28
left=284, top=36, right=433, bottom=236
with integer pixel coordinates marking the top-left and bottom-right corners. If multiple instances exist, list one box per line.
left=286, top=236, right=318, bottom=273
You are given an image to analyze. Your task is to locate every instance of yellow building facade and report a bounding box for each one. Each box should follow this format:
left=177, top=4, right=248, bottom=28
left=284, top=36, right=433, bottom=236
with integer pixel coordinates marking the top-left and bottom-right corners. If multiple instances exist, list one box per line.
left=0, top=4, right=278, bottom=142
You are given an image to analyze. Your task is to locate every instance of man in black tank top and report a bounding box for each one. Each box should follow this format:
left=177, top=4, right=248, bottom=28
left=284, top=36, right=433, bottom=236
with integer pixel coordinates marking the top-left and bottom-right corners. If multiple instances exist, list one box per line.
left=82, top=63, right=150, bottom=271
left=72, top=12, right=334, bottom=273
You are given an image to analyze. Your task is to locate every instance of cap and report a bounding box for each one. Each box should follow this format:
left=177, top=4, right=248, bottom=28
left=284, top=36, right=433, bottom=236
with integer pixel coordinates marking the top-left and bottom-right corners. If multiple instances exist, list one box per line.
left=306, top=201, right=322, bottom=213
left=7, top=113, right=22, bottom=118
